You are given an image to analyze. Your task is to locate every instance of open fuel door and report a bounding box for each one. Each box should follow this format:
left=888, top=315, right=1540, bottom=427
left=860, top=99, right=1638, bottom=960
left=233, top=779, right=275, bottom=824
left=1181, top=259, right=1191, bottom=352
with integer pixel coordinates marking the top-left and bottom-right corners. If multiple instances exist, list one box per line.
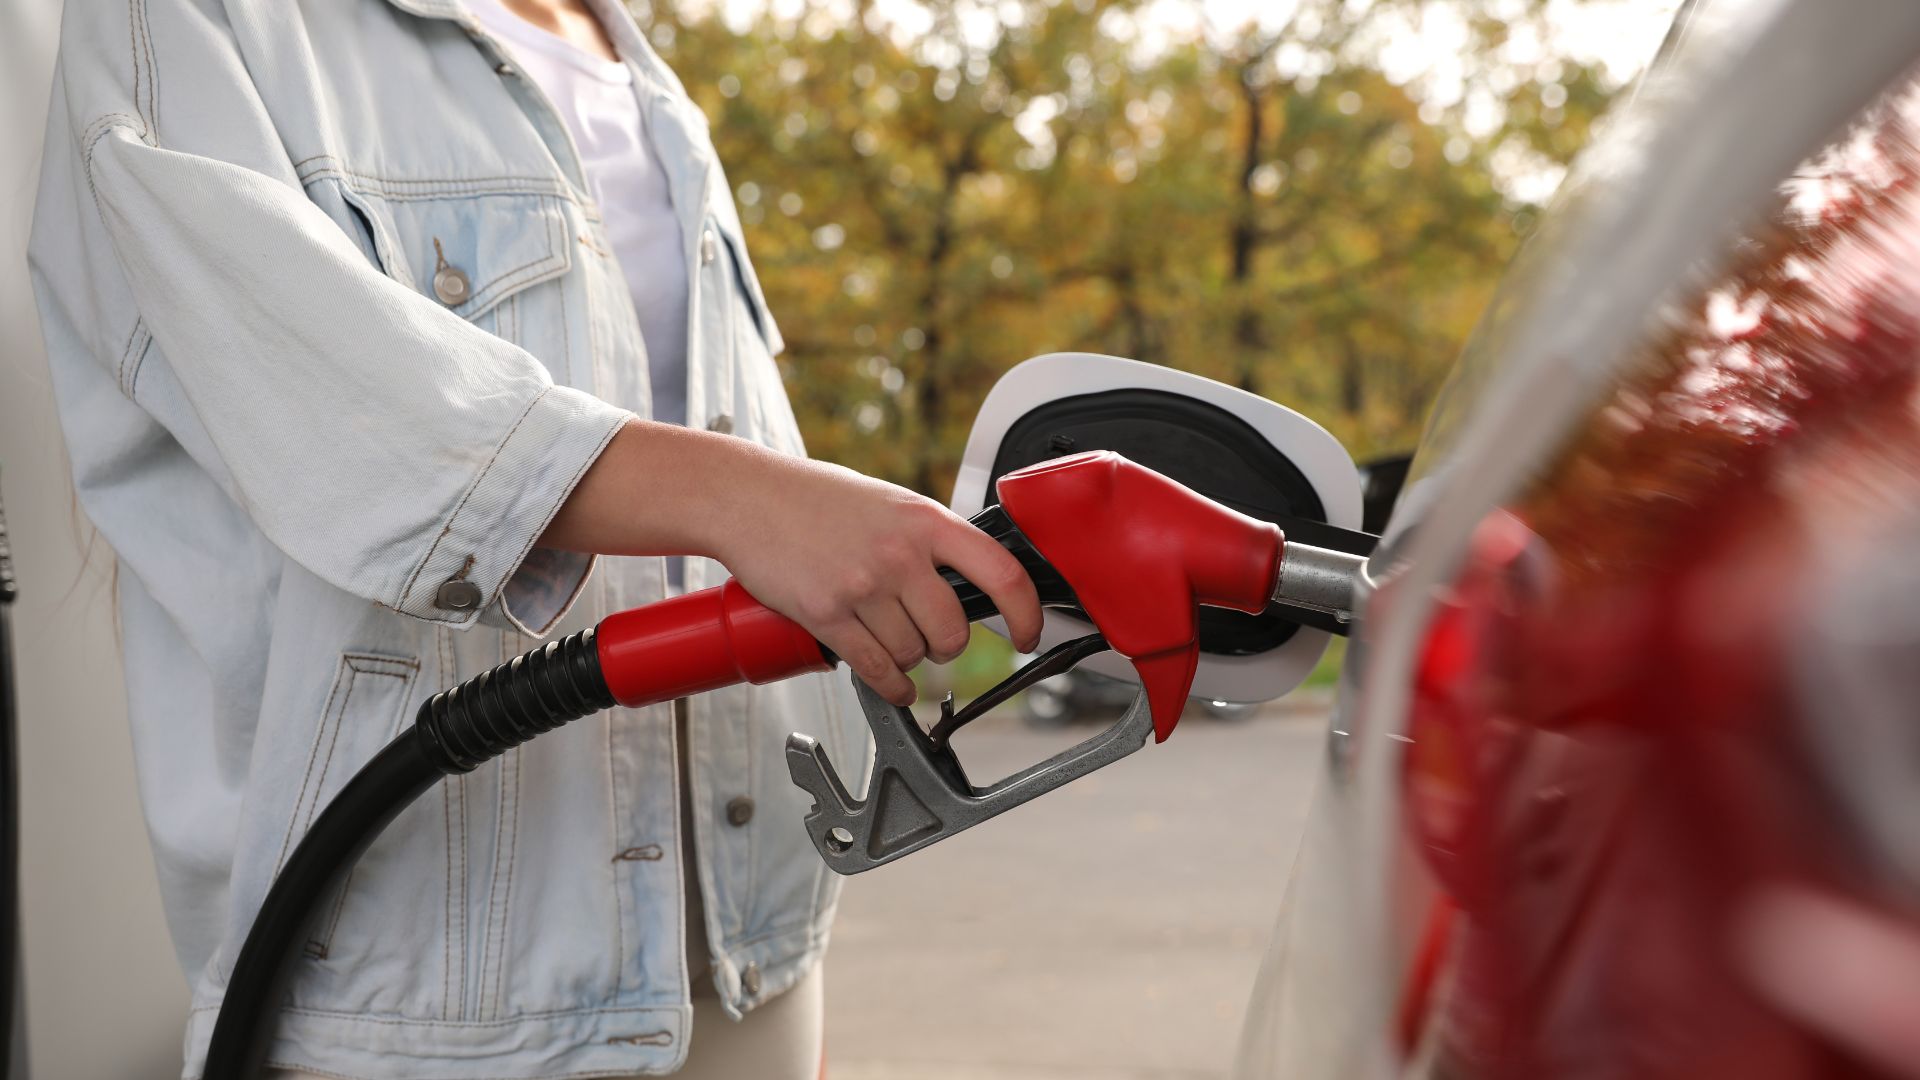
left=951, top=353, right=1366, bottom=707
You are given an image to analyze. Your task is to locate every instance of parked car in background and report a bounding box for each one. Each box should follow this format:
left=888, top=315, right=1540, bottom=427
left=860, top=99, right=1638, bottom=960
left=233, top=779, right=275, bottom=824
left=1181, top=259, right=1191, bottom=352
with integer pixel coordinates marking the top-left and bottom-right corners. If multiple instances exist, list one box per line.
left=1019, top=665, right=1257, bottom=727
left=1356, top=454, right=1413, bottom=538
left=1236, top=0, right=1920, bottom=1077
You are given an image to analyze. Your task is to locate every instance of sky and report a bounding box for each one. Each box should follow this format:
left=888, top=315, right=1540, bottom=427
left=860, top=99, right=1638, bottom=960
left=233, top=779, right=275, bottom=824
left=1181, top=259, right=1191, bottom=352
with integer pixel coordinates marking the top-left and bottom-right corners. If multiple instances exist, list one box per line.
left=689, top=0, right=1688, bottom=87
left=1176, top=0, right=1683, bottom=80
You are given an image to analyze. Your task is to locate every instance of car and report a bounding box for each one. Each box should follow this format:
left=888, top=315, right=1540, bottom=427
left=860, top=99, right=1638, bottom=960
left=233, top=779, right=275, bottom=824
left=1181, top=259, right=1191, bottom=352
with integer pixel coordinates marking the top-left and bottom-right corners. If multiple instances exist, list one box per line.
left=1018, top=664, right=1258, bottom=727
left=1234, top=1, right=1920, bottom=1077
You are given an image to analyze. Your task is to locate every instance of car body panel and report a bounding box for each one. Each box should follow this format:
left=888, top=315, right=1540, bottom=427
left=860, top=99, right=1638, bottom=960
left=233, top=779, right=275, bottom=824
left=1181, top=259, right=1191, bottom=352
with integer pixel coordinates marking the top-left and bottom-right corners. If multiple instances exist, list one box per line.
left=1235, top=2, right=1920, bottom=1076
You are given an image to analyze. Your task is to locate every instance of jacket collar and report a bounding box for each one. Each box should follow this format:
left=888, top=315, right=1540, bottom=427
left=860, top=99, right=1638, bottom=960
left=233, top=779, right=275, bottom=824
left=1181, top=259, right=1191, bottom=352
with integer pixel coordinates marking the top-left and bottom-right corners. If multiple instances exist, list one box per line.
left=380, top=0, right=679, bottom=94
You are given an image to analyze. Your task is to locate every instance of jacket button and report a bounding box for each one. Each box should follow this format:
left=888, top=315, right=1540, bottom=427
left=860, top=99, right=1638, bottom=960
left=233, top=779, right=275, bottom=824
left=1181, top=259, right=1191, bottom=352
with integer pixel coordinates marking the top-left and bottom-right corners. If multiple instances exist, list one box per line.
left=740, top=962, right=762, bottom=997
left=435, top=580, right=483, bottom=611
left=725, top=796, right=754, bottom=827
left=433, top=265, right=472, bottom=306
left=706, top=413, right=733, bottom=435
left=700, top=228, right=718, bottom=266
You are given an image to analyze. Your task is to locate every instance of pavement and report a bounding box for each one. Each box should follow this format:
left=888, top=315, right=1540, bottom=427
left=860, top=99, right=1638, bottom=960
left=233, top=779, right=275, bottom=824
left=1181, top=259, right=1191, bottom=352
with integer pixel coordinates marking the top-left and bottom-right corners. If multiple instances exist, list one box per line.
left=823, top=697, right=1330, bottom=1080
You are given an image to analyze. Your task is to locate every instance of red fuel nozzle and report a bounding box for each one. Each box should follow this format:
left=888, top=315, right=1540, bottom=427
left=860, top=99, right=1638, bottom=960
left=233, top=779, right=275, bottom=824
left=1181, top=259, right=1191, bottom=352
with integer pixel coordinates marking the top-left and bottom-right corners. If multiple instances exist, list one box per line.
left=996, top=451, right=1284, bottom=741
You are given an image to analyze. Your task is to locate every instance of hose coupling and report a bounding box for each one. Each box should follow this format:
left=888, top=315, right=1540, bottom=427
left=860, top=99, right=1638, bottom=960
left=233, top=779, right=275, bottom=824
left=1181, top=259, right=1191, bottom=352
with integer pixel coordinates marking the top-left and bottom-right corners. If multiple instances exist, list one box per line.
left=414, top=627, right=615, bottom=774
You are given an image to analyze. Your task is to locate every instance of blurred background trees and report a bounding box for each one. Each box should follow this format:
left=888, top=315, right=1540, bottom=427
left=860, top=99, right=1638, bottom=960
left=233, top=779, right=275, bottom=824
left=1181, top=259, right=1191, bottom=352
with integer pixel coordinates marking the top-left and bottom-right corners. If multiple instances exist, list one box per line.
left=634, top=0, right=1663, bottom=496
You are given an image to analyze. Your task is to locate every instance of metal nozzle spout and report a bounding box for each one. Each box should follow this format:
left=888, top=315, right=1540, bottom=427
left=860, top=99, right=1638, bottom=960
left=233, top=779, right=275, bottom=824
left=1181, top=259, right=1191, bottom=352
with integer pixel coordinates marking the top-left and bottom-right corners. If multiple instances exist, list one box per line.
left=1272, top=542, right=1371, bottom=625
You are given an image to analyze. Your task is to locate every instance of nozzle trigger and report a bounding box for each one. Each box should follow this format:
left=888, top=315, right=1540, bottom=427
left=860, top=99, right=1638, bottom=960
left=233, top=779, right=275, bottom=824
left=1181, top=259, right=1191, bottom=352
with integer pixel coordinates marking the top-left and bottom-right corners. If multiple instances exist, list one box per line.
left=785, top=649, right=1153, bottom=875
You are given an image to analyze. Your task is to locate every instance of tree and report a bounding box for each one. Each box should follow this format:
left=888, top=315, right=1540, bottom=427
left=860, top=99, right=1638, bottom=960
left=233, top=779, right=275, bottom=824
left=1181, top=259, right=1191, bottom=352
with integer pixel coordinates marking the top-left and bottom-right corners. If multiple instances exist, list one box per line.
left=637, top=0, right=1634, bottom=493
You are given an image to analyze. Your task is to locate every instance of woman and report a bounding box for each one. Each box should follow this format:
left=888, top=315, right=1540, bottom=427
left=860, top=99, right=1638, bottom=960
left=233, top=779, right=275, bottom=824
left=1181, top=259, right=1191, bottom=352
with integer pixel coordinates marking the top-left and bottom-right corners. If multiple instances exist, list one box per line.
left=27, top=0, right=1043, bottom=1077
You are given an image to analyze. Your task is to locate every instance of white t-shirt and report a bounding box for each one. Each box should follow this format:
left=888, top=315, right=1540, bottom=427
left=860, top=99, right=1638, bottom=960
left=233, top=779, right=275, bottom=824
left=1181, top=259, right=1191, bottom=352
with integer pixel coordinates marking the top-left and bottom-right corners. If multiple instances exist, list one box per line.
left=468, top=0, right=690, bottom=429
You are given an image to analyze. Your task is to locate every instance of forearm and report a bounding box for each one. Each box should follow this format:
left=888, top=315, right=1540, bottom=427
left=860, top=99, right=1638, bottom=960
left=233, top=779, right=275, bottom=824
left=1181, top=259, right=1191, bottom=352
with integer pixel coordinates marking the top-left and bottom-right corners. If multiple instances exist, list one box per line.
left=537, top=417, right=781, bottom=560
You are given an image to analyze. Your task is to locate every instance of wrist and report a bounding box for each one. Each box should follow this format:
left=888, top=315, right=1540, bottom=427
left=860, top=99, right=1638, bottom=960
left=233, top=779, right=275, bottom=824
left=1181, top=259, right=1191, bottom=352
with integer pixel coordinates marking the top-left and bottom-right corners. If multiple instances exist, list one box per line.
left=541, top=419, right=780, bottom=559
left=678, top=431, right=779, bottom=565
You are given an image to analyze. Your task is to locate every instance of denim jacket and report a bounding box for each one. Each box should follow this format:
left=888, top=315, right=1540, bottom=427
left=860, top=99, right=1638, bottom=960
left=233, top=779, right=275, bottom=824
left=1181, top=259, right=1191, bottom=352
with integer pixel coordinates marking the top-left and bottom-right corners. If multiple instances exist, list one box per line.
left=27, top=0, right=870, bottom=1076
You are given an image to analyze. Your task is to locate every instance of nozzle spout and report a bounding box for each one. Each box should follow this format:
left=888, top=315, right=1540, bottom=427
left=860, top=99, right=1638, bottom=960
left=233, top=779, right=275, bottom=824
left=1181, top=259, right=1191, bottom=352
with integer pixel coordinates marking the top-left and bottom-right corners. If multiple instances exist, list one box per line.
left=1272, top=542, right=1370, bottom=625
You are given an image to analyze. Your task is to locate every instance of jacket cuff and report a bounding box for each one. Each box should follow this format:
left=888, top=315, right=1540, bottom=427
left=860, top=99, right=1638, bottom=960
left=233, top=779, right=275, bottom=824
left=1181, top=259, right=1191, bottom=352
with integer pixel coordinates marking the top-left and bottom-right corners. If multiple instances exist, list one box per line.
left=392, top=385, right=631, bottom=629
left=479, top=547, right=599, bottom=638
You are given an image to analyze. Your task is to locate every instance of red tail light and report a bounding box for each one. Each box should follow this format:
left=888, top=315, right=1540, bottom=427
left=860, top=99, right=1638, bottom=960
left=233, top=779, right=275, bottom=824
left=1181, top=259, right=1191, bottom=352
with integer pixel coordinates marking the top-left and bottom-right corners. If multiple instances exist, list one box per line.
left=1394, top=83, right=1920, bottom=1079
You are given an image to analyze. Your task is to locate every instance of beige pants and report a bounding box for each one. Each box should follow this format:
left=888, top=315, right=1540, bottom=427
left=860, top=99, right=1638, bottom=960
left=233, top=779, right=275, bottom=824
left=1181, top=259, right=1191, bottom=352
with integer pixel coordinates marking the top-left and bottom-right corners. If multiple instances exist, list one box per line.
left=268, top=961, right=825, bottom=1080
left=677, top=961, right=825, bottom=1080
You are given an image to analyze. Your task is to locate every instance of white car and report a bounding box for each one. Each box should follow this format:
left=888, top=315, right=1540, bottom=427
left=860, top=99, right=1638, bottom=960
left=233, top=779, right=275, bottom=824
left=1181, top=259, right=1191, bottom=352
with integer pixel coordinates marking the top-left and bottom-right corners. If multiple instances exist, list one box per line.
left=1237, top=1, right=1920, bottom=1077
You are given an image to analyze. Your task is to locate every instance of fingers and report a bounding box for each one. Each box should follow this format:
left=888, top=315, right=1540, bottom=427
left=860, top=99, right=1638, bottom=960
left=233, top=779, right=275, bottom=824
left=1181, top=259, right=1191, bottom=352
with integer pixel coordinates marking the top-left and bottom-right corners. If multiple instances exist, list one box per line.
left=934, top=521, right=1043, bottom=652
left=817, top=619, right=919, bottom=707
left=901, top=569, right=973, bottom=665
left=856, top=597, right=929, bottom=673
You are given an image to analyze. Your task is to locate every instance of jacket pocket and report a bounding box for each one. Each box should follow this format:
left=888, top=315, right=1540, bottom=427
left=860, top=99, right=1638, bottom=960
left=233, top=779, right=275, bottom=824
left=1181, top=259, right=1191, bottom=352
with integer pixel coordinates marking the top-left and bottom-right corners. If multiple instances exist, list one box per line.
left=310, top=178, right=574, bottom=324
left=278, top=652, right=421, bottom=960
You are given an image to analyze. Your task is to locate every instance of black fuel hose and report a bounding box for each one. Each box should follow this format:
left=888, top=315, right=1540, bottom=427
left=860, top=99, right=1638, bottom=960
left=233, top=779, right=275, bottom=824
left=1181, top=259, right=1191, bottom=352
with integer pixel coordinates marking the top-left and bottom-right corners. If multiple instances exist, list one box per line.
left=203, top=505, right=1072, bottom=1079
left=201, top=731, right=442, bottom=1078
left=202, top=628, right=614, bottom=1079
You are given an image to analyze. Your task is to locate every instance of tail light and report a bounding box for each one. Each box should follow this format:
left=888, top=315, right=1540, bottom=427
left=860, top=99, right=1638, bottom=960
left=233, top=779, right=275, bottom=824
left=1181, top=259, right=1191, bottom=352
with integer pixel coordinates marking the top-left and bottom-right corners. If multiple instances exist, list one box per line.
left=1393, top=80, right=1920, bottom=1080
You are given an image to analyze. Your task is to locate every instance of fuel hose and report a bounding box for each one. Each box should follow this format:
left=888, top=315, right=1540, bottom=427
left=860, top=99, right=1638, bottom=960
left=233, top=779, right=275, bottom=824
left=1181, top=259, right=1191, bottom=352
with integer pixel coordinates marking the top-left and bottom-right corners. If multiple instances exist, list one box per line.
left=203, top=505, right=1073, bottom=1079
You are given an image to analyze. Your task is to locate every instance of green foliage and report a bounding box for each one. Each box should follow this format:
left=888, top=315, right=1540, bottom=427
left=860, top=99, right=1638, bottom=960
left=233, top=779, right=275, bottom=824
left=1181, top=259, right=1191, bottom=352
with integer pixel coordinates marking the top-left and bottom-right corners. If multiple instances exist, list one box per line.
left=912, top=624, right=1020, bottom=702
left=638, top=0, right=1626, bottom=495
left=1302, top=634, right=1346, bottom=691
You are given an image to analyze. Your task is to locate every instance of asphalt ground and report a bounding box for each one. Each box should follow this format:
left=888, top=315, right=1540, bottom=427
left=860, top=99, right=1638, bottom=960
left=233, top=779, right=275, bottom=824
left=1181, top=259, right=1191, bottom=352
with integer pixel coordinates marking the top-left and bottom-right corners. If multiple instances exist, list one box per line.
left=823, top=697, right=1329, bottom=1080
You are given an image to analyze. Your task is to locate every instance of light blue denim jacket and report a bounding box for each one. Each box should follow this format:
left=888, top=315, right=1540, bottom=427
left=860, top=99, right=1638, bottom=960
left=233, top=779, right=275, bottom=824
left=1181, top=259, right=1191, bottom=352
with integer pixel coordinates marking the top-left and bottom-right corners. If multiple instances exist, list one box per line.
left=27, top=1, right=870, bottom=1076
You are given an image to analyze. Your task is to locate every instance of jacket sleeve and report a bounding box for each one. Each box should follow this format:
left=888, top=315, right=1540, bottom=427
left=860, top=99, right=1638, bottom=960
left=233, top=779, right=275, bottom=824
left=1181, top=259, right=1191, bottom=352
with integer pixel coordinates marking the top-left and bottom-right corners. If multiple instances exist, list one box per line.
left=79, top=120, right=632, bottom=632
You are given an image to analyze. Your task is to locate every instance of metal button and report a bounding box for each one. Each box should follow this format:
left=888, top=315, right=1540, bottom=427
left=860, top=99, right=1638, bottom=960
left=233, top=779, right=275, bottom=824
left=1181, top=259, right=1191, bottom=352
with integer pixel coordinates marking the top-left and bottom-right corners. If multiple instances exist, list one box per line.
left=740, top=962, right=762, bottom=997
left=700, top=228, right=719, bottom=266
left=435, top=579, right=483, bottom=611
left=706, top=413, right=733, bottom=435
left=433, top=265, right=472, bottom=306
left=725, top=796, right=754, bottom=827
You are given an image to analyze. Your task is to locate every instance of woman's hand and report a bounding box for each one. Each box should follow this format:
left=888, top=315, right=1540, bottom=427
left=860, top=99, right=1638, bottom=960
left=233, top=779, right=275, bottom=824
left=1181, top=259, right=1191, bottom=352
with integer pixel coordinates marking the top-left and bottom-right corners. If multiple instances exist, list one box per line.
left=541, top=419, right=1044, bottom=704
left=713, top=454, right=1043, bottom=705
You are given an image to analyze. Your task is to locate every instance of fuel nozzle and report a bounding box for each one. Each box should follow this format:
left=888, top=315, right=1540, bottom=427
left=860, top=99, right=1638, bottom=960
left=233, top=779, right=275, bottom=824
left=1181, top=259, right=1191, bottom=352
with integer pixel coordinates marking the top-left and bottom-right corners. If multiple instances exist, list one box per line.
left=786, top=450, right=1375, bottom=874
left=411, top=450, right=1367, bottom=873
